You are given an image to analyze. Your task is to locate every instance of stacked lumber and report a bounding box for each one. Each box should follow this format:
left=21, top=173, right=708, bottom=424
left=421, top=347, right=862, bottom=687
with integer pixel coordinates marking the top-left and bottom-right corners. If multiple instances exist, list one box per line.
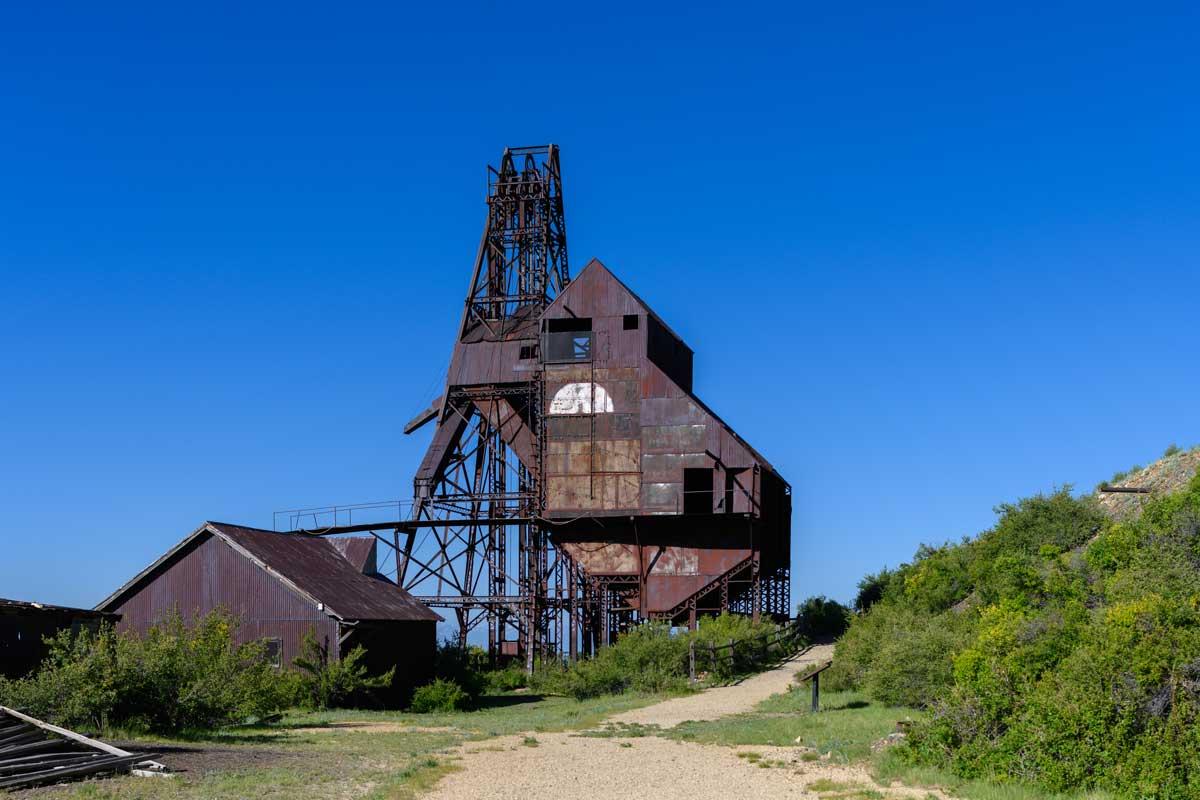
left=0, top=706, right=160, bottom=790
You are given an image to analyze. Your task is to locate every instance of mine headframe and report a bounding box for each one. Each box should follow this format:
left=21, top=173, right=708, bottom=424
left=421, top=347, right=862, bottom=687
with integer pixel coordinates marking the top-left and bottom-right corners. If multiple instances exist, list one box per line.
left=401, top=145, right=578, bottom=668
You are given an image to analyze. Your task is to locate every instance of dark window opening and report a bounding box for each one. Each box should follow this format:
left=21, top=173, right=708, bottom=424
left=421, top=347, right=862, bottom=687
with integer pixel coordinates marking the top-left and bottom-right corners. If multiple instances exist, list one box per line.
left=264, top=637, right=282, bottom=669
left=683, top=468, right=714, bottom=514
left=623, top=314, right=639, bottom=330
left=546, top=317, right=592, bottom=333
left=519, top=344, right=536, bottom=360
left=543, top=331, right=592, bottom=362
left=724, top=470, right=736, bottom=513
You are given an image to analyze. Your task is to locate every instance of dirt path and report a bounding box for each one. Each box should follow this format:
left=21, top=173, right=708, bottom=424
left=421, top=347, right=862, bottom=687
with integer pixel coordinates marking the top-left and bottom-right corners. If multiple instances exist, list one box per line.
left=422, top=644, right=938, bottom=800
left=609, top=643, right=834, bottom=728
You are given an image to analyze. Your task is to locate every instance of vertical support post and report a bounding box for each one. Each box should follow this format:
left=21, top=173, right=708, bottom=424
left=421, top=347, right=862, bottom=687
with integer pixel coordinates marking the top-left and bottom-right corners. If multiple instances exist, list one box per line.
left=568, top=563, right=578, bottom=662
left=811, top=672, right=820, bottom=713
left=688, top=639, right=696, bottom=682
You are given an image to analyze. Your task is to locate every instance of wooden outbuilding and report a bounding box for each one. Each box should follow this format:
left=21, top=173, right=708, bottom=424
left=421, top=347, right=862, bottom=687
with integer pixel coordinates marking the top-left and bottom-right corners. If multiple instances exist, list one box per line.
left=97, top=521, right=441, bottom=705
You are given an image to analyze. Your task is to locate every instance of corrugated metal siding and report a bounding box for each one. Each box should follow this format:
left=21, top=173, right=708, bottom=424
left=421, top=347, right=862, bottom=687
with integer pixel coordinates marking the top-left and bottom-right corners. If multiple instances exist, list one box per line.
left=109, top=533, right=337, bottom=667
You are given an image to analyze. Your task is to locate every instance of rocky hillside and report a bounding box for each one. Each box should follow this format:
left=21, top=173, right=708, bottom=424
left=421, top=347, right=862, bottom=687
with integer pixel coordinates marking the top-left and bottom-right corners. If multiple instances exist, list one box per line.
left=1095, top=446, right=1200, bottom=521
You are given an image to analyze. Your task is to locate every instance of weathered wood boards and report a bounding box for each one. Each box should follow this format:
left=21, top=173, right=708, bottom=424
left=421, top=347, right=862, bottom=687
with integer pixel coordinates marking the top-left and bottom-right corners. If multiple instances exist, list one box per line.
left=0, top=706, right=161, bottom=790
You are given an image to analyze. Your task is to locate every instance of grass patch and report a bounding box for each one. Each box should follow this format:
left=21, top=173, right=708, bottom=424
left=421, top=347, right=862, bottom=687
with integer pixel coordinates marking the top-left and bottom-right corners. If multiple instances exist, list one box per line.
left=873, top=750, right=1118, bottom=800
left=667, top=689, right=914, bottom=762
left=577, top=721, right=661, bottom=739
left=521, top=735, right=539, bottom=747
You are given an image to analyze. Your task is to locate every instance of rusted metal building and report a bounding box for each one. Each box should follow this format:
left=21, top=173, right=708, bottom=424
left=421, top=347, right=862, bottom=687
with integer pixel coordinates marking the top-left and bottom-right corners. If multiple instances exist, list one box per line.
left=97, top=522, right=441, bottom=703
left=0, top=599, right=118, bottom=679
left=281, top=145, right=791, bottom=665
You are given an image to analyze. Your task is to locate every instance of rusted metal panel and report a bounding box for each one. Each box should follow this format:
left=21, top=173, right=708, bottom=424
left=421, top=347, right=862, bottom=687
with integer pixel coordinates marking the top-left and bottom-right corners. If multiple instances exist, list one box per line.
left=641, top=423, right=707, bottom=453
left=643, top=481, right=682, bottom=512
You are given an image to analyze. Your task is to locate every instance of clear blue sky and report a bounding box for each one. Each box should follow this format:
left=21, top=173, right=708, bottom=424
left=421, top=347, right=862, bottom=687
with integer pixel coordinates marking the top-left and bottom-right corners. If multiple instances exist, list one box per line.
left=2, top=2, right=1198, bottom=613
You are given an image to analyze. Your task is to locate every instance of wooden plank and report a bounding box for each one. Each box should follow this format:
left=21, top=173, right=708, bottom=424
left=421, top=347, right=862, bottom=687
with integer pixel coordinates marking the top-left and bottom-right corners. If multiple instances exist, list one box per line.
left=0, top=733, right=46, bottom=751
left=0, top=753, right=148, bottom=790
left=0, top=739, right=75, bottom=759
left=0, top=706, right=133, bottom=758
left=0, top=753, right=101, bottom=777
left=796, top=660, right=833, bottom=683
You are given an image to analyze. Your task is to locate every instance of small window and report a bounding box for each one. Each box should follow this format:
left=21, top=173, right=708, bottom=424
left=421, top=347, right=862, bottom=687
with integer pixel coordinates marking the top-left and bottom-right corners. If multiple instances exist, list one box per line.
left=264, top=637, right=282, bottom=669
left=543, top=317, right=594, bottom=362
left=623, top=314, right=639, bottom=330
left=519, top=344, right=536, bottom=360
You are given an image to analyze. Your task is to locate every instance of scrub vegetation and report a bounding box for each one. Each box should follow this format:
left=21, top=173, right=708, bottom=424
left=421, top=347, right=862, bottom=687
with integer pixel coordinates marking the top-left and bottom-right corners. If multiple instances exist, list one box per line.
left=828, top=455, right=1200, bottom=799
left=527, top=613, right=797, bottom=699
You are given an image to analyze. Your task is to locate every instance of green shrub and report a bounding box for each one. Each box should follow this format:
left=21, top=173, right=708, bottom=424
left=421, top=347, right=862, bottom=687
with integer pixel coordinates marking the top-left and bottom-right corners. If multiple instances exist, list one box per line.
left=867, top=472, right=1200, bottom=798
left=0, top=610, right=286, bottom=733
left=795, top=595, right=850, bottom=640
left=690, top=613, right=785, bottom=681
left=428, top=640, right=487, bottom=702
left=292, top=630, right=395, bottom=710
left=482, top=663, right=528, bottom=692
left=409, top=678, right=471, bottom=712
left=853, top=568, right=897, bottom=612
left=531, top=614, right=795, bottom=700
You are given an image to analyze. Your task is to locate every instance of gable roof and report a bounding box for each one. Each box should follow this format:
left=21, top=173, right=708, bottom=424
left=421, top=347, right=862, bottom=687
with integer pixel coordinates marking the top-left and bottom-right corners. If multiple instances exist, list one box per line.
left=97, top=522, right=441, bottom=623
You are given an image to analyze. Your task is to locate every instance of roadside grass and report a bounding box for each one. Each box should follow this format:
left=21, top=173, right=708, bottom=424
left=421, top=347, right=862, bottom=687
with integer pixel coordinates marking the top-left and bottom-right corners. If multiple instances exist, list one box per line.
left=29, top=691, right=667, bottom=800
left=872, top=752, right=1117, bottom=800
left=666, top=688, right=915, bottom=762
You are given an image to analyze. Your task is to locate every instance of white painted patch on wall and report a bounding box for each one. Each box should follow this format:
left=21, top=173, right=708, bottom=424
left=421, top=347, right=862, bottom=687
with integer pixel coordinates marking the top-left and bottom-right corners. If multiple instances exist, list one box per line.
left=549, top=382, right=615, bottom=415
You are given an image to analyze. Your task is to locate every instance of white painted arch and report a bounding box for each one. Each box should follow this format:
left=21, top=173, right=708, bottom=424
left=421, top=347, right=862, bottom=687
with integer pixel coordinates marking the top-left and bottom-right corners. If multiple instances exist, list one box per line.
left=549, top=382, right=615, bottom=415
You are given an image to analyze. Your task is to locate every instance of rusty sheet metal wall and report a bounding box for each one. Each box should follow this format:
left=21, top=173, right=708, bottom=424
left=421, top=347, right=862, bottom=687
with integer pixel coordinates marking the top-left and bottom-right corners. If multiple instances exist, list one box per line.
left=108, top=533, right=338, bottom=667
left=541, top=259, right=770, bottom=520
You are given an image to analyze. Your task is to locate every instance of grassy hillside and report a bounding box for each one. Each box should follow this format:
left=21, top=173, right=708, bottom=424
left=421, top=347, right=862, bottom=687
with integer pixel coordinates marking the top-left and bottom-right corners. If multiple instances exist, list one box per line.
left=829, top=453, right=1200, bottom=799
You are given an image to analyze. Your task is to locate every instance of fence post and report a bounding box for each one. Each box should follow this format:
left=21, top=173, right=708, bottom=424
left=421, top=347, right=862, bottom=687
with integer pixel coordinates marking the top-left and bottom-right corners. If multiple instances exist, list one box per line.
left=811, top=671, right=820, bottom=713
left=729, top=638, right=735, bottom=672
left=688, top=639, right=696, bottom=681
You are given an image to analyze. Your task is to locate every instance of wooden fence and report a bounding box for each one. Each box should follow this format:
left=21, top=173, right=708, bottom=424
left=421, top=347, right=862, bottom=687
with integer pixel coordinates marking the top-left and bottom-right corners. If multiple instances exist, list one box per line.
left=687, top=620, right=806, bottom=681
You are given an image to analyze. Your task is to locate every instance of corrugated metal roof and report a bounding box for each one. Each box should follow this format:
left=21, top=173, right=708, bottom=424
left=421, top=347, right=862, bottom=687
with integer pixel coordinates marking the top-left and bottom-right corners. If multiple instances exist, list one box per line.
left=0, top=598, right=115, bottom=619
left=212, top=523, right=440, bottom=622
left=329, top=536, right=377, bottom=574
left=98, top=523, right=440, bottom=623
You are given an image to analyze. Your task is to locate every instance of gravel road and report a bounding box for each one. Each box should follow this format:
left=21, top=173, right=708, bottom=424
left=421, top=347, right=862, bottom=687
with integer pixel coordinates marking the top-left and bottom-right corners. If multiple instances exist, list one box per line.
left=421, top=644, right=942, bottom=800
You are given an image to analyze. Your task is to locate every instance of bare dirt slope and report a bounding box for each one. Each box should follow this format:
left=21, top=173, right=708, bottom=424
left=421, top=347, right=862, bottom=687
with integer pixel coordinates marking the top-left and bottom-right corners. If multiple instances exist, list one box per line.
left=1096, top=448, right=1200, bottom=521
left=422, top=644, right=938, bottom=800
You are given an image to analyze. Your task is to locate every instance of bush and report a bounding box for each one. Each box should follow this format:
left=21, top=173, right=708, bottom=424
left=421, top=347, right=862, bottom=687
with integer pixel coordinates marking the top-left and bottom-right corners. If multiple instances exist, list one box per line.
left=853, top=568, right=897, bottom=612
left=482, top=663, right=528, bottom=693
left=690, top=613, right=785, bottom=681
left=531, top=614, right=797, bottom=700
left=0, top=610, right=286, bottom=733
left=429, top=640, right=487, bottom=702
left=409, top=678, right=471, bottom=712
left=849, top=472, right=1200, bottom=798
left=292, top=630, right=395, bottom=710
left=795, top=595, right=850, bottom=640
